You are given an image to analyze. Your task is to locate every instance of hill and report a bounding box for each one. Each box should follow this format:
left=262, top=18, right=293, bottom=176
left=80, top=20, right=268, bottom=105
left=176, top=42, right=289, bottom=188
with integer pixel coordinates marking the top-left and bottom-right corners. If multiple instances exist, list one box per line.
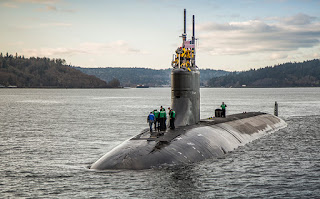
left=208, top=59, right=320, bottom=87
left=76, top=67, right=229, bottom=87
left=0, top=53, right=109, bottom=88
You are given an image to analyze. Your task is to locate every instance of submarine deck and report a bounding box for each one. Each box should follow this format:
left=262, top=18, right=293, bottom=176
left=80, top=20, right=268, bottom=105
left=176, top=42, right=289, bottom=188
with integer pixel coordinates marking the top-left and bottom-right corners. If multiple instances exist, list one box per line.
left=131, top=112, right=266, bottom=143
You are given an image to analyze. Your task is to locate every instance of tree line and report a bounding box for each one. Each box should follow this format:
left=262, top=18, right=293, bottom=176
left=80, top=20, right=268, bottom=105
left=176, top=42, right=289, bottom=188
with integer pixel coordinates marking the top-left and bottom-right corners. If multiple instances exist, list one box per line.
left=76, top=67, right=229, bottom=87
left=3, top=52, right=317, bottom=88
left=0, top=53, right=120, bottom=88
left=208, top=59, right=320, bottom=87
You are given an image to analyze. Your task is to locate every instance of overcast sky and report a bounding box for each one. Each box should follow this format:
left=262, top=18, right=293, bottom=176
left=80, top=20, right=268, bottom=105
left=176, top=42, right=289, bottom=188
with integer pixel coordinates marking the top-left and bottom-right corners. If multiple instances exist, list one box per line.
left=1, top=0, right=320, bottom=71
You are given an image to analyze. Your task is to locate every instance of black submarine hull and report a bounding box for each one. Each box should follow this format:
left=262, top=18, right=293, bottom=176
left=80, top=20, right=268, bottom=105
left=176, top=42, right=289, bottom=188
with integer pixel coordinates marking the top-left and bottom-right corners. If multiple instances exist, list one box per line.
left=90, top=112, right=287, bottom=170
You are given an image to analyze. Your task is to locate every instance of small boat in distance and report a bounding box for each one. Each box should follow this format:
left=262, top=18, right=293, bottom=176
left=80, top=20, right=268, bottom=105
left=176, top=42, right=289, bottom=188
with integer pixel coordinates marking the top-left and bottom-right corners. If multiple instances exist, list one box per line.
left=136, top=85, right=149, bottom=88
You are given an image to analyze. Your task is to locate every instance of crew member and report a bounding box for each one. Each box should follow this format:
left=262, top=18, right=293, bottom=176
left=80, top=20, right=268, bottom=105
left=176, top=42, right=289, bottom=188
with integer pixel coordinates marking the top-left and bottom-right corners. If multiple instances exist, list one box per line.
left=168, top=107, right=176, bottom=129
left=159, top=107, right=167, bottom=131
left=221, top=102, right=227, bottom=118
left=153, top=109, right=160, bottom=131
left=147, top=112, right=155, bottom=132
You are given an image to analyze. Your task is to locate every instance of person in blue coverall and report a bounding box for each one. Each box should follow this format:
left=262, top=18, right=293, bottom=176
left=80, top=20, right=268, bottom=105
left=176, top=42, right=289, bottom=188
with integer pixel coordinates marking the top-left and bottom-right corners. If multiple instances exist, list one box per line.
left=147, top=112, right=155, bottom=132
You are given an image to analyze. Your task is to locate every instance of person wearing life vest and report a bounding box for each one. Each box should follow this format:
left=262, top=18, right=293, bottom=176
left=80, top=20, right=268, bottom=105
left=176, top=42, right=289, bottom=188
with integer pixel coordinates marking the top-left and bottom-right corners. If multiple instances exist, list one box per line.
left=159, top=107, right=167, bottom=131
left=168, top=107, right=176, bottom=130
left=153, top=109, right=160, bottom=131
left=221, top=102, right=227, bottom=118
left=147, top=112, right=155, bottom=132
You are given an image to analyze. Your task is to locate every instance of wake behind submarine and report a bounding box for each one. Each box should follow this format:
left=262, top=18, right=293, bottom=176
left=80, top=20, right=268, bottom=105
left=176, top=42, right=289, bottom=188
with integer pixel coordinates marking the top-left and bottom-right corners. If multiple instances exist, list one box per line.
left=90, top=10, right=287, bottom=170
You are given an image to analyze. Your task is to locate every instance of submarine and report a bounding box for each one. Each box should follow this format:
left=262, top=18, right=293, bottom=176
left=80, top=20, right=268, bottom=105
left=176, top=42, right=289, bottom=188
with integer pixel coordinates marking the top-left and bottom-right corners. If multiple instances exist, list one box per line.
left=90, top=10, right=287, bottom=170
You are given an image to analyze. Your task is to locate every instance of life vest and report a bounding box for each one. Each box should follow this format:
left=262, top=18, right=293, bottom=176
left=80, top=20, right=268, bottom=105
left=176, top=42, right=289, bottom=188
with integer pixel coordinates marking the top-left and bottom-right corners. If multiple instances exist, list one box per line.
left=148, top=113, right=155, bottom=121
left=181, top=48, right=187, bottom=57
left=153, top=111, right=160, bottom=118
left=186, top=49, right=191, bottom=59
left=159, top=110, right=166, bottom=118
left=170, top=110, right=176, bottom=119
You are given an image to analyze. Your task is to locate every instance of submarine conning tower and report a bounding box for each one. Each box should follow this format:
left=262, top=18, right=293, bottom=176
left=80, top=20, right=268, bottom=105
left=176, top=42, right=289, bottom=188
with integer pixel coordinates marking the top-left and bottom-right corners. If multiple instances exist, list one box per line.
left=171, top=9, right=200, bottom=127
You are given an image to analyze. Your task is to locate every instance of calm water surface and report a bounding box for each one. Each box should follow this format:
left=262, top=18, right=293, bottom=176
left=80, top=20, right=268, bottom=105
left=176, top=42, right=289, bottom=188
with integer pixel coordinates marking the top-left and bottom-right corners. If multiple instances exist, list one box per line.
left=1, top=88, right=319, bottom=198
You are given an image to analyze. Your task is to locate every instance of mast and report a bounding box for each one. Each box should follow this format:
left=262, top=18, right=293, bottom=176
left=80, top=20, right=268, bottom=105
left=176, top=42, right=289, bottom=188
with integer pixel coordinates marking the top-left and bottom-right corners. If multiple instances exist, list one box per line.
left=192, top=15, right=196, bottom=67
left=182, top=9, right=187, bottom=44
left=192, top=15, right=195, bottom=45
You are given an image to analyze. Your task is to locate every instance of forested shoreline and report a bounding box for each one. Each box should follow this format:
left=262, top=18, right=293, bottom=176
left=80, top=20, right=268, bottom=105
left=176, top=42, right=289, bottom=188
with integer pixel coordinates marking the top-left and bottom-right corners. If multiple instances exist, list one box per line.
left=0, top=53, right=119, bottom=88
left=76, top=67, right=229, bottom=87
left=208, top=59, right=320, bottom=87
left=1, top=52, right=319, bottom=88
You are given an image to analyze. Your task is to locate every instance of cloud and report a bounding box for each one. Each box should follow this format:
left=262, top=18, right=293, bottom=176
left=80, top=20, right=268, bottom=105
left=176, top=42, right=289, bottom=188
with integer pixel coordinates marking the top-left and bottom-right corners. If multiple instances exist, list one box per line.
left=198, top=20, right=279, bottom=33
left=11, top=22, right=72, bottom=30
left=36, top=5, right=76, bottom=12
left=1, top=2, right=18, bottom=8
left=39, top=22, right=72, bottom=27
left=37, top=5, right=57, bottom=11
left=9, top=41, right=25, bottom=46
left=270, top=53, right=288, bottom=60
left=14, top=0, right=60, bottom=4
left=79, top=41, right=143, bottom=54
left=1, top=0, right=60, bottom=8
left=22, top=47, right=85, bottom=57
left=197, top=13, right=320, bottom=56
left=2, top=0, right=75, bottom=13
left=312, top=52, right=319, bottom=58
left=21, top=41, right=147, bottom=58
left=281, top=13, right=317, bottom=25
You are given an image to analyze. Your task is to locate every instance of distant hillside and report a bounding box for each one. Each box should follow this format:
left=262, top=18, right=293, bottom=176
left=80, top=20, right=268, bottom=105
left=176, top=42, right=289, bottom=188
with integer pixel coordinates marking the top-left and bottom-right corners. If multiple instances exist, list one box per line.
left=208, top=59, right=320, bottom=87
left=76, top=67, right=229, bottom=87
left=0, top=53, right=108, bottom=88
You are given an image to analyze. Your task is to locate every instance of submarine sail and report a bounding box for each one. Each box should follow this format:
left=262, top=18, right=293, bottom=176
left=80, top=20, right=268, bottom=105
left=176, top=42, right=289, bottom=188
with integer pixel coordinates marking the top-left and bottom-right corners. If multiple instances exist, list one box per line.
left=171, top=9, right=200, bottom=127
left=90, top=10, right=287, bottom=170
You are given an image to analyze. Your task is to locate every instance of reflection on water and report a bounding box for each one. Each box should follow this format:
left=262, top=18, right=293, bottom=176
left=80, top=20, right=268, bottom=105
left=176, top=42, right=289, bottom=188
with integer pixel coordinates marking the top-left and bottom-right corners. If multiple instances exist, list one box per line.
left=0, top=88, right=319, bottom=198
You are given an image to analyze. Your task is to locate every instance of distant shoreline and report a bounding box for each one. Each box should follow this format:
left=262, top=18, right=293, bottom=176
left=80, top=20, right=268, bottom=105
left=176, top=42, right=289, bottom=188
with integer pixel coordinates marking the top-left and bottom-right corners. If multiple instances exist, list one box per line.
left=1, top=86, right=320, bottom=89
left=0, top=87, right=125, bottom=89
